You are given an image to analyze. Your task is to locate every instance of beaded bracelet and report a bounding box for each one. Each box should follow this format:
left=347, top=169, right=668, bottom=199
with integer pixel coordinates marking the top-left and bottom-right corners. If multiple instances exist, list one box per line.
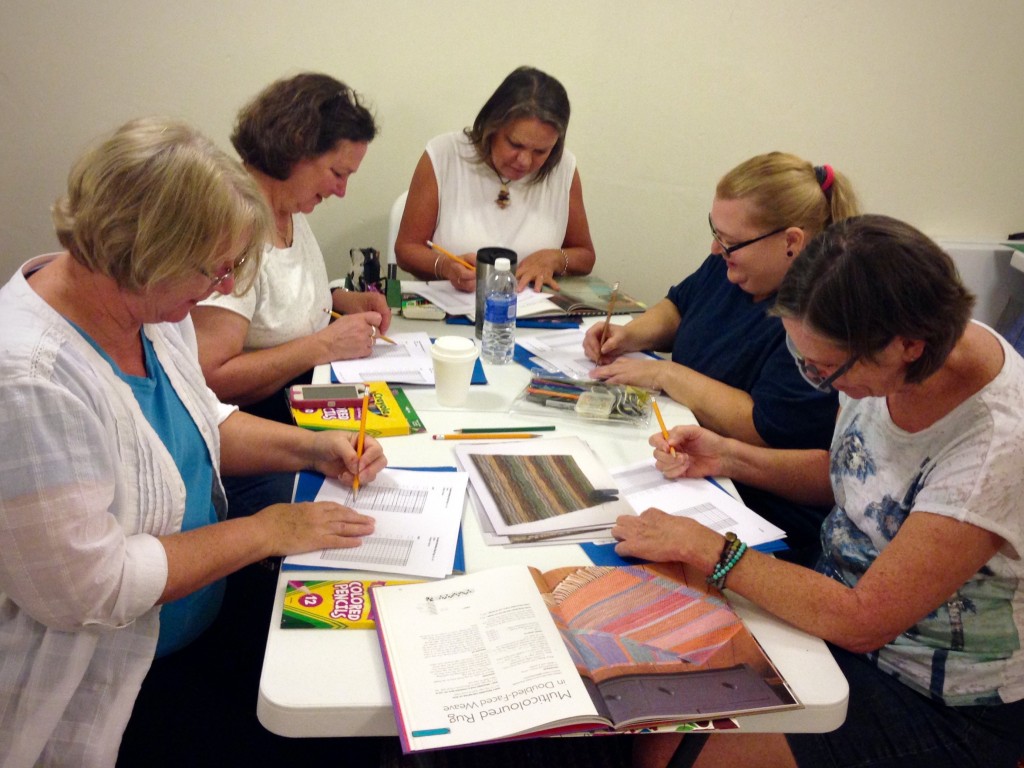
left=559, top=248, right=569, bottom=276
left=707, top=532, right=747, bottom=589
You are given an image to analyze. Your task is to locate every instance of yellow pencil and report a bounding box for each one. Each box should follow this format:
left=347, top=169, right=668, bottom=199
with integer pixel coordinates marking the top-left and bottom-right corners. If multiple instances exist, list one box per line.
left=323, top=308, right=396, bottom=344
left=426, top=240, right=476, bottom=272
left=597, top=281, right=620, bottom=350
left=431, top=433, right=543, bottom=440
left=353, top=390, right=370, bottom=500
left=651, top=398, right=677, bottom=457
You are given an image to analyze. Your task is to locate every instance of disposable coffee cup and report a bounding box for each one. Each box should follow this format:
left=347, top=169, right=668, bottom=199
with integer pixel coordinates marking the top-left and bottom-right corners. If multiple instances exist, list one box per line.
left=431, top=336, right=479, bottom=407
left=475, top=247, right=518, bottom=339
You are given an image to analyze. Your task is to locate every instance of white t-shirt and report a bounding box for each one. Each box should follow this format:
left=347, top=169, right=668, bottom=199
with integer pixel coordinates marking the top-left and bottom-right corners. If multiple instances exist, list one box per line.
left=823, top=324, right=1024, bottom=705
left=198, top=213, right=330, bottom=349
left=426, top=131, right=575, bottom=260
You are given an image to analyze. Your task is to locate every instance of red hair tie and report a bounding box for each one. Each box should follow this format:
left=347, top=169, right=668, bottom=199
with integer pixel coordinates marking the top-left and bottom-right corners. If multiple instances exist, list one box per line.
left=815, top=164, right=835, bottom=193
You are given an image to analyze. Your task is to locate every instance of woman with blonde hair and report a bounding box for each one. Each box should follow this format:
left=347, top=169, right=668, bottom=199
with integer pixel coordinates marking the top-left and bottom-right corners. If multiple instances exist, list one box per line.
left=0, top=117, right=384, bottom=765
left=584, top=152, right=859, bottom=563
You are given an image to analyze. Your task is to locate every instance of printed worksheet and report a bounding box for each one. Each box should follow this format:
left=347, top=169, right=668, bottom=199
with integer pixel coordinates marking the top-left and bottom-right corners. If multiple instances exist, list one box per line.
left=612, top=460, right=786, bottom=548
left=517, top=328, right=656, bottom=379
left=330, top=332, right=437, bottom=385
left=473, top=459, right=786, bottom=549
left=282, top=468, right=468, bottom=578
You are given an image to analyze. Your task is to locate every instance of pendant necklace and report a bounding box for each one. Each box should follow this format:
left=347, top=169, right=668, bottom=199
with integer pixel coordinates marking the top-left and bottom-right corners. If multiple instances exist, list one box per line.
left=494, top=171, right=511, bottom=209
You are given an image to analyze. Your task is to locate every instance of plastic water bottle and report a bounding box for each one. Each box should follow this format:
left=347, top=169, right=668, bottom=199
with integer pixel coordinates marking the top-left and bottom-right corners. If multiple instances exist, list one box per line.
left=481, top=257, right=517, bottom=364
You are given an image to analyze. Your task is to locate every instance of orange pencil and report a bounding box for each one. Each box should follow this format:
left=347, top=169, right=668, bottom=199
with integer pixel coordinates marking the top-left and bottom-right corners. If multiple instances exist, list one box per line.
left=597, top=281, right=620, bottom=350
left=353, top=390, right=370, bottom=500
left=652, top=398, right=677, bottom=457
left=426, top=240, right=476, bottom=272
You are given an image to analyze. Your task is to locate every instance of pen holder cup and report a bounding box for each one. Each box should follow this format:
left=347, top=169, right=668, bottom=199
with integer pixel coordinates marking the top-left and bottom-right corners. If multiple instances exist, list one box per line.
left=475, top=247, right=517, bottom=339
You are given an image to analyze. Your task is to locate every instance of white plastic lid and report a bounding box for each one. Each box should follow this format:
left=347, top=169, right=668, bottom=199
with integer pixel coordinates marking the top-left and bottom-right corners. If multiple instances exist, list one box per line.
left=431, top=335, right=479, bottom=360
left=495, top=257, right=511, bottom=272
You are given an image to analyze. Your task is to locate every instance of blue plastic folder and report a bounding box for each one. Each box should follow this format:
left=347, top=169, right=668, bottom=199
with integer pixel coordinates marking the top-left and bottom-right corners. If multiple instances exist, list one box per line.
left=582, top=538, right=788, bottom=568
left=286, top=468, right=466, bottom=573
left=581, top=476, right=788, bottom=566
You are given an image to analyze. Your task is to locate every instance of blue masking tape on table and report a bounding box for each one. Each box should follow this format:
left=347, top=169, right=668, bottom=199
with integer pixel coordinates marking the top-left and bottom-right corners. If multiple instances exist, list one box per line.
left=445, top=315, right=582, bottom=330
left=288, top=468, right=466, bottom=573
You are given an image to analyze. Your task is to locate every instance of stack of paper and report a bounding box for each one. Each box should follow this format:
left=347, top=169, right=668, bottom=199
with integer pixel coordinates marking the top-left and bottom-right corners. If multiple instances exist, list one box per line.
left=454, top=436, right=785, bottom=550
left=454, top=436, right=632, bottom=545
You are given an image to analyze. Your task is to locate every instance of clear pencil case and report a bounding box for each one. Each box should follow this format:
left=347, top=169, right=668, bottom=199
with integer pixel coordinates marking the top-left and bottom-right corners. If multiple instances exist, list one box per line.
left=510, top=371, right=654, bottom=427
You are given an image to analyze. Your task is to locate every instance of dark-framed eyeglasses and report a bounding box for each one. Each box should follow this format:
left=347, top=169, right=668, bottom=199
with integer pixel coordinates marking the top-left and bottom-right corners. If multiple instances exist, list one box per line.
left=200, top=254, right=247, bottom=290
left=785, top=334, right=859, bottom=393
left=708, top=213, right=787, bottom=256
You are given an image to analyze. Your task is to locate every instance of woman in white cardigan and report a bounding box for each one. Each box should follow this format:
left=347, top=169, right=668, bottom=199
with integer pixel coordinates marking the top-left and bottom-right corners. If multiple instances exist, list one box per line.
left=0, top=117, right=386, bottom=766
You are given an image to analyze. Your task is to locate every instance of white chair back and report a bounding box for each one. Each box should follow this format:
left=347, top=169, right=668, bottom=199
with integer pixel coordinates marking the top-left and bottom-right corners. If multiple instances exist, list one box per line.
left=386, top=190, right=408, bottom=266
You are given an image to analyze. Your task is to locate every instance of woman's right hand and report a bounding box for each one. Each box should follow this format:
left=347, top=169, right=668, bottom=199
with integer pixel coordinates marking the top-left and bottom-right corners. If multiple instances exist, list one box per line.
left=315, top=311, right=384, bottom=361
left=440, top=254, right=477, bottom=293
left=256, top=501, right=375, bottom=556
left=650, top=425, right=730, bottom=479
left=583, top=321, right=630, bottom=363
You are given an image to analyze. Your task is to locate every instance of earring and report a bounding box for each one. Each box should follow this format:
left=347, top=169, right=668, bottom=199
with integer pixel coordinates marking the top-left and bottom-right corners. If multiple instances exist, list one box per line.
left=786, top=250, right=794, bottom=258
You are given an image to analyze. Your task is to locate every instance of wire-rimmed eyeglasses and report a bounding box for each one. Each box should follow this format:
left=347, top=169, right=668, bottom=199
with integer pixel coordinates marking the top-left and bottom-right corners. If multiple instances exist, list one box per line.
left=200, top=255, right=247, bottom=290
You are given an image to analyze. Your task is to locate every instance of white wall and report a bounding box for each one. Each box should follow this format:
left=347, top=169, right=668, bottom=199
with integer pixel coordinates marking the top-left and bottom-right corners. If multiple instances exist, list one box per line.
left=2, top=1, right=1022, bottom=306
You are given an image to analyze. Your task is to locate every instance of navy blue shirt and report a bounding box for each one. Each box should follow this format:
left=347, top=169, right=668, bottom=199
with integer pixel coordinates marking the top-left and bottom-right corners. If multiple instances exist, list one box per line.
left=667, top=255, right=838, bottom=563
left=667, top=254, right=838, bottom=451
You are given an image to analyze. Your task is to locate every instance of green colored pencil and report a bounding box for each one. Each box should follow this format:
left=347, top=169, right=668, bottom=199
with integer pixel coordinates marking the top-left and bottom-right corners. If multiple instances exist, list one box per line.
left=454, top=426, right=556, bottom=434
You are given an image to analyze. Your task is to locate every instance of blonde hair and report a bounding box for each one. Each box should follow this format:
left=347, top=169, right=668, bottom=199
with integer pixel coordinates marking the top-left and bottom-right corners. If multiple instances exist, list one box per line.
left=716, top=152, right=859, bottom=238
left=52, top=117, right=270, bottom=293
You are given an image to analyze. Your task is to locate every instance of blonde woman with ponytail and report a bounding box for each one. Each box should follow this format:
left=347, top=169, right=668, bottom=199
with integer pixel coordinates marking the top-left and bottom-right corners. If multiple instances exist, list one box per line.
left=584, top=152, right=859, bottom=564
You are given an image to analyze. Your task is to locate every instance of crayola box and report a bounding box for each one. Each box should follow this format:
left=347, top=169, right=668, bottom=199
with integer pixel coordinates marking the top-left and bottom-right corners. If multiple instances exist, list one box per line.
left=289, top=381, right=425, bottom=437
left=281, top=579, right=413, bottom=629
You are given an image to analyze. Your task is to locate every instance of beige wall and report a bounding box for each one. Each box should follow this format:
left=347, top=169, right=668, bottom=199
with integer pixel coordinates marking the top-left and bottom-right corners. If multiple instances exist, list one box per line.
left=1, top=1, right=1022, bottom=306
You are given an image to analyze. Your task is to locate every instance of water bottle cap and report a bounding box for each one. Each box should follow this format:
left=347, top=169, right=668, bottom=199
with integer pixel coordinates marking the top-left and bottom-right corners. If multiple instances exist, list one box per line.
left=495, top=257, right=511, bottom=272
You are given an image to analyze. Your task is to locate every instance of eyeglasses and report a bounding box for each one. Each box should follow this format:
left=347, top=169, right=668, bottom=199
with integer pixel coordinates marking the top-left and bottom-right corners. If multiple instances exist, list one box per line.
left=708, top=213, right=787, bottom=256
left=200, top=254, right=247, bottom=289
left=785, top=334, right=859, bottom=393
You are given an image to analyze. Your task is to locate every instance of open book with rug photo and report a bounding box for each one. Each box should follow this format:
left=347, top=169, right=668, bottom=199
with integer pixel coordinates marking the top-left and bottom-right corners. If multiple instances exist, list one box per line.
left=372, top=562, right=799, bottom=752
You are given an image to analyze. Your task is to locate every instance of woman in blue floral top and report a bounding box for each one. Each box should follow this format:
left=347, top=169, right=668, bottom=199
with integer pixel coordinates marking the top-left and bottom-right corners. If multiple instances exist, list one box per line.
left=614, top=215, right=1024, bottom=768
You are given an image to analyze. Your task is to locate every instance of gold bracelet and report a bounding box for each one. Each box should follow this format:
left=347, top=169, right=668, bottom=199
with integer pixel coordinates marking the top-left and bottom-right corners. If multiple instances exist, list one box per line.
left=433, top=254, right=444, bottom=280
left=559, top=248, right=569, bottom=276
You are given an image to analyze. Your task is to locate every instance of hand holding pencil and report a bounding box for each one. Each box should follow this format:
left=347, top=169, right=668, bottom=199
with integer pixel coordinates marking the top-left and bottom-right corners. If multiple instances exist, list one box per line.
left=583, top=314, right=628, bottom=364
left=652, top=399, right=676, bottom=457
left=427, top=240, right=476, bottom=292
left=323, top=308, right=395, bottom=345
left=303, top=424, right=387, bottom=502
